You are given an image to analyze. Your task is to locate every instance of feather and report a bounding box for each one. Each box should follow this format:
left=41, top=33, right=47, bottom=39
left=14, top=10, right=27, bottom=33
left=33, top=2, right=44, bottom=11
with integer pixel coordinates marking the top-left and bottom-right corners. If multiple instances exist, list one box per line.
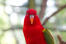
left=42, top=29, right=54, bottom=44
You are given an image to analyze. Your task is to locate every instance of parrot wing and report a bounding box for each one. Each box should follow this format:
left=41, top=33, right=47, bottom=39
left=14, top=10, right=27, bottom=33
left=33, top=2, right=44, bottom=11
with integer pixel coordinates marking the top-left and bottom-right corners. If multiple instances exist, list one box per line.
left=42, top=29, right=55, bottom=44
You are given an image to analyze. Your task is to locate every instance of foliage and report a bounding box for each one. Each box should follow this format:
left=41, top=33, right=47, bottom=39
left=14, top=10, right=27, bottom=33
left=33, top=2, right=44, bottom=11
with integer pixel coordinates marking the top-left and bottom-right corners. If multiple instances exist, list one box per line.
left=56, top=0, right=66, bottom=7
left=56, top=8, right=66, bottom=25
left=0, top=5, right=10, bottom=30
left=60, top=31, right=66, bottom=41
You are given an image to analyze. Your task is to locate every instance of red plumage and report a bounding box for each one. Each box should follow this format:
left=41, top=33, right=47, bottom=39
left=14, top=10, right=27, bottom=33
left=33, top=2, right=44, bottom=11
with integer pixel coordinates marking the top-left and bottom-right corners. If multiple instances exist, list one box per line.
left=23, top=9, right=47, bottom=44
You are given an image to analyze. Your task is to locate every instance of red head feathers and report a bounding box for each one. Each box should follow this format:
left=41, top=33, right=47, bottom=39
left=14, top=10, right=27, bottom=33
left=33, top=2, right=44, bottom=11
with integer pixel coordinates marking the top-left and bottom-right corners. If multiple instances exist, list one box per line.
left=24, top=9, right=42, bottom=26
left=26, top=9, right=37, bottom=15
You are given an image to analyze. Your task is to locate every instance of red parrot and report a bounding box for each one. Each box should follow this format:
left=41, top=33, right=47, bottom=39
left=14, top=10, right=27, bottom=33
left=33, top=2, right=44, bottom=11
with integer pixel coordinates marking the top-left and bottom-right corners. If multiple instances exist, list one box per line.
left=23, top=9, right=54, bottom=44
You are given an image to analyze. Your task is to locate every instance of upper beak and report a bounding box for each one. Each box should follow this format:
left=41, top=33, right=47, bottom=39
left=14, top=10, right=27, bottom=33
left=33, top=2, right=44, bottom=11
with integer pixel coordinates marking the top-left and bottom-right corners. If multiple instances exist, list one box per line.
left=30, top=15, right=34, bottom=24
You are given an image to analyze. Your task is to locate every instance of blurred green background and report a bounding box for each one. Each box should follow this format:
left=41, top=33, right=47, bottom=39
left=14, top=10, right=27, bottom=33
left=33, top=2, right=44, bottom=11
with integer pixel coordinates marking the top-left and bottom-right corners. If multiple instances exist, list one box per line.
left=0, top=0, right=66, bottom=44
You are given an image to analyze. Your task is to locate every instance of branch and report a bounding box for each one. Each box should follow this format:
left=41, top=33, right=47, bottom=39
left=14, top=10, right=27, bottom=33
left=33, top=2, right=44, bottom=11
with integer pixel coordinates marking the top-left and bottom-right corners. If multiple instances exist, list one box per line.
left=39, top=0, right=47, bottom=20
left=57, top=35, right=66, bottom=44
left=42, top=5, right=66, bottom=25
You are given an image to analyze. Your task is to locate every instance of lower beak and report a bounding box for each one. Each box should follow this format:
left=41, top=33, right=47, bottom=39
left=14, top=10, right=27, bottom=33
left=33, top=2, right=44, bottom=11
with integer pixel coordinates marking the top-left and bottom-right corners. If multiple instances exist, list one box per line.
left=30, top=17, right=34, bottom=24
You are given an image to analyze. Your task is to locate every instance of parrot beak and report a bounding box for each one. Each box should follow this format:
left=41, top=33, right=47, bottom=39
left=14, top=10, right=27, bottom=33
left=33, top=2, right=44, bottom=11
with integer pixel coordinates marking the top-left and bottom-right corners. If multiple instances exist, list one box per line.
left=30, top=15, right=34, bottom=24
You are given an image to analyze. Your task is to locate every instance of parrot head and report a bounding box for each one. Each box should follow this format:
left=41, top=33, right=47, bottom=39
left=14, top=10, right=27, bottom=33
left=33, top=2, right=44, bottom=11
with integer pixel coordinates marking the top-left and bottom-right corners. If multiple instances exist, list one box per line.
left=24, top=9, right=41, bottom=26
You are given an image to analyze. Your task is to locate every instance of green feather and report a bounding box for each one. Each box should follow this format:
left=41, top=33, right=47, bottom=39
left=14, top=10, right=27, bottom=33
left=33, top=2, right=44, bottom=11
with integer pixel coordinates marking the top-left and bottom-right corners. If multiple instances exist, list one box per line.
left=43, top=29, right=54, bottom=44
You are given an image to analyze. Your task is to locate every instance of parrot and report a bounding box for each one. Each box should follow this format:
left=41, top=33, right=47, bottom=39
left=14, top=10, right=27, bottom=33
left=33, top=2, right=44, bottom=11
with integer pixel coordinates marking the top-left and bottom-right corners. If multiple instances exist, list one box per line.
left=23, top=9, right=54, bottom=44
